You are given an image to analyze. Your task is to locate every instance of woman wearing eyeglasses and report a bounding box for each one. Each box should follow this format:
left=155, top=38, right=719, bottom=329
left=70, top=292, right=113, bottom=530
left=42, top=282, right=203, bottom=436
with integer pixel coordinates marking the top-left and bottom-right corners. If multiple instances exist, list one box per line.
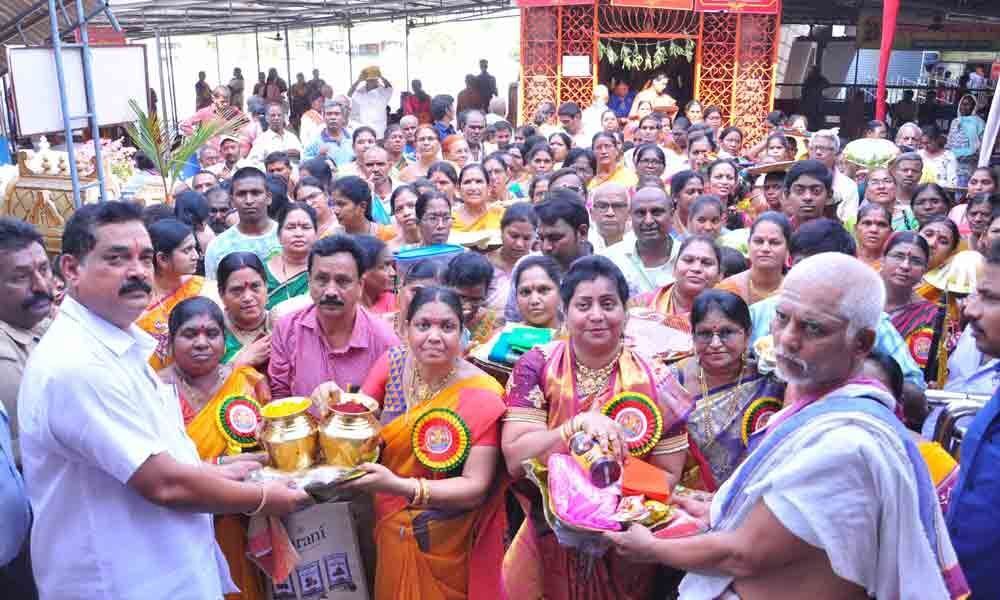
left=400, top=125, right=444, bottom=183
left=881, top=232, right=937, bottom=376
left=588, top=132, right=638, bottom=191
left=660, top=289, right=785, bottom=491
left=416, top=190, right=454, bottom=246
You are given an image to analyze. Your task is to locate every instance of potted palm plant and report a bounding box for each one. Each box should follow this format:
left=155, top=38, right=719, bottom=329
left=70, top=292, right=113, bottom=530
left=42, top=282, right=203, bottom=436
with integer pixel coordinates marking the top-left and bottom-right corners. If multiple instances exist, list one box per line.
left=125, top=99, right=245, bottom=202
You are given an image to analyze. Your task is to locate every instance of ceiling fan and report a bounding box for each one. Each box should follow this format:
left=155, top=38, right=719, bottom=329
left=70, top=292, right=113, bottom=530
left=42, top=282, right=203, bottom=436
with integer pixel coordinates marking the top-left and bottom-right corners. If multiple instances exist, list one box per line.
left=264, top=29, right=283, bottom=41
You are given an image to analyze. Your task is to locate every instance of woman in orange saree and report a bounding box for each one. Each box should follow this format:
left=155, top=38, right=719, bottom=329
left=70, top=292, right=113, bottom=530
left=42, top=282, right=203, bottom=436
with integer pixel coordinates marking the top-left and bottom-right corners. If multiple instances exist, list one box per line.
left=350, top=286, right=508, bottom=600
left=157, top=297, right=268, bottom=600
left=501, top=256, right=692, bottom=600
left=138, top=218, right=214, bottom=370
left=633, top=234, right=722, bottom=333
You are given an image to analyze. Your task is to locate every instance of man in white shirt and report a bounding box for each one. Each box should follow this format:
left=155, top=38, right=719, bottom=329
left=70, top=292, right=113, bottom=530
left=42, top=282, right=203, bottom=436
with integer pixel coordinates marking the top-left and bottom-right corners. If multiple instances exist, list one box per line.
left=600, top=187, right=678, bottom=297
left=203, top=167, right=282, bottom=279
left=248, top=102, right=302, bottom=163
left=557, top=101, right=591, bottom=149
left=808, top=129, right=859, bottom=224
left=945, top=324, right=1000, bottom=397
left=17, top=201, right=309, bottom=600
left=581, top=84, right=610, bottom=140
left=349, top=67, right=393, bottom=138
left=588, top=182, right=632, bottom=252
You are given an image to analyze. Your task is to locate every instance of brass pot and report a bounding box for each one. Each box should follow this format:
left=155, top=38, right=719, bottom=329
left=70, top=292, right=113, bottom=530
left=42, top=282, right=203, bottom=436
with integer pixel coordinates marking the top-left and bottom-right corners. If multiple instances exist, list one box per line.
left=318, top=392, right=382, bottom=468
left=259, top=397, right=318, bottom=472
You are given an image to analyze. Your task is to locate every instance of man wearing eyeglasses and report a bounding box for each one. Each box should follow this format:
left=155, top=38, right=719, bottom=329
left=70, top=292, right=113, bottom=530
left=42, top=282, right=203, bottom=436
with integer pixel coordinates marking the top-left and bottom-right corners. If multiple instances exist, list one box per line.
left=587, top=183, right=632, bottom=252
left=808, top=130, right=858, bottom=224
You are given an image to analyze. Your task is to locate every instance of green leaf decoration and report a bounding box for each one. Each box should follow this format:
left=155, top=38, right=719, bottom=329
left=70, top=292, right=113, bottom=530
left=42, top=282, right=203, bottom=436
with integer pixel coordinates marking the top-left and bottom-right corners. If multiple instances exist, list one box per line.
left=125, top=99, right=245, bottom=195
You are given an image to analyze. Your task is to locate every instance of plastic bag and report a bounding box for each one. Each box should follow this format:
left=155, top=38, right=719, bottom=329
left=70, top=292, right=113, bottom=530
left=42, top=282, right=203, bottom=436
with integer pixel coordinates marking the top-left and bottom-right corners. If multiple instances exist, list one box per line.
left=547, top=453, right=621, bottom=532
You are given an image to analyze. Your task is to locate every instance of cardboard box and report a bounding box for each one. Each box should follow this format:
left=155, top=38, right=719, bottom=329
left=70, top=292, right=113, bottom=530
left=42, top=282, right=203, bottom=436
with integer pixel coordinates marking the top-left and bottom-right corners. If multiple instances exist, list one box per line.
left=267, top=502, right=370, bottom=600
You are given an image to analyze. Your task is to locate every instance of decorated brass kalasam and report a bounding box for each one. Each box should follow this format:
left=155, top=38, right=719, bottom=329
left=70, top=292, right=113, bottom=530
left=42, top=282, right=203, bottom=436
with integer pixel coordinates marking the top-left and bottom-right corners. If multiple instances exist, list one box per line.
left=259, top=397, right=318, bottom=472
left=319, top=392, right=382, bottom=468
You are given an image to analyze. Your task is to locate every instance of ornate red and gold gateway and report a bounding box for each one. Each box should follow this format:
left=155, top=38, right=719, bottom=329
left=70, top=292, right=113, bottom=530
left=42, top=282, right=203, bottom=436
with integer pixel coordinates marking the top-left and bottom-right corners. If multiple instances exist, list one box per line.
left=518, top=0, right=781, bottom=143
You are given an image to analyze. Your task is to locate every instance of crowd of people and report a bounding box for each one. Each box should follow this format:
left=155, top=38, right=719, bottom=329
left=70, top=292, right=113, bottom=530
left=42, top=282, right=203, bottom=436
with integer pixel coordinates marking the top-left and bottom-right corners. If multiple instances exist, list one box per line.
left=2, top=57, right=1000, bottom=600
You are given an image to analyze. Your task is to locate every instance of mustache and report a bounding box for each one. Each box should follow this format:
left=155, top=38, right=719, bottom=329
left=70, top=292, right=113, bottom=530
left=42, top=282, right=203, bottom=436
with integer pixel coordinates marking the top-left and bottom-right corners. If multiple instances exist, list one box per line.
left=22, top=291, right=53, bottom=309
left=319, top=296, right=345, bottom=307
left=775, top=350, right=810, bottom=373
left=118, top=278, right=152, bottom=296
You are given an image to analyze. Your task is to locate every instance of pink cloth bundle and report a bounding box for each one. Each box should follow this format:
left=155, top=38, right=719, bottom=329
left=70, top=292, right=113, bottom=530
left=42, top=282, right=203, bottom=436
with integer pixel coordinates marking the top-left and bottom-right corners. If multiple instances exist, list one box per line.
left=547, top=453, right=621, bottom=531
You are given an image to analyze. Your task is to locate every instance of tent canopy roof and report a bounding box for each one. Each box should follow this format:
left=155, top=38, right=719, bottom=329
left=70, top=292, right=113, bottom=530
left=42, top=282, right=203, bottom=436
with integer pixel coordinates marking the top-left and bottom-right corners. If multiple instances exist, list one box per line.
left=2, top=0, right=999, bottom=48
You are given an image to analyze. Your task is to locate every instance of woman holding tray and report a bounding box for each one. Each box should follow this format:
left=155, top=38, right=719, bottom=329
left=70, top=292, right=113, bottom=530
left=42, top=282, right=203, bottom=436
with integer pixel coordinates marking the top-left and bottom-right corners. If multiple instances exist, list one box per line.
left=351, top=286, right=508, bottom=599
left=158, top=296, right=269, bottom=600
left=501, top=256, right=691, bottom=600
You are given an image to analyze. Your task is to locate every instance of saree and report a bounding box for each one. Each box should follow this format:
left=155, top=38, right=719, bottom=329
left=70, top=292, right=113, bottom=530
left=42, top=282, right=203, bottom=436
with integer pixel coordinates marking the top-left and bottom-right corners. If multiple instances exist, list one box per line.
left=264, top=267, right=308, bottom=310
left=716, top=275, right=782, bottom=307
left=451, top=205, right=504, bottom=233
left=223, top=312, right=272, bottom=364
left=502, top=340, right=691, bottom=600
left=888, top=300, right=940, bottom=371
left=180, top=365, right=269, bottom=600
left=372, top=364, right=508, bottom=600
left=136, top=276, right=206, bottom=371
left=632, top=283, right=693, bottom=333
left=661, top=358, right=786, bottom=492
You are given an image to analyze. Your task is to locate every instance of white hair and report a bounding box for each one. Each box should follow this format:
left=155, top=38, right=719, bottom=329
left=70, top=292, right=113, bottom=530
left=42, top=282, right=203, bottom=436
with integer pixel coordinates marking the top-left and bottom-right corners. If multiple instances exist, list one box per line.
left=811, top=128, right=841, bottom=153
left=896, top=122, right=921, bottom=141
left=783, top=252, right=885, bottom=337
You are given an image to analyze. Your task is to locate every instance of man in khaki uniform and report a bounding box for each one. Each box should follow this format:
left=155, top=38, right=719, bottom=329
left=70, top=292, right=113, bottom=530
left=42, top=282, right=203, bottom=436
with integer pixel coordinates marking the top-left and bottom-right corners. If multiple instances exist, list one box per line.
left=0, top=218, right=53, bottom=464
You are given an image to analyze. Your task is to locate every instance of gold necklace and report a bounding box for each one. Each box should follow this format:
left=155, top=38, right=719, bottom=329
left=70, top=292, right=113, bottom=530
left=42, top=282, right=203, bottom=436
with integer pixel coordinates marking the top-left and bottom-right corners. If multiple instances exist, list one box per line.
left=176, top=366, right=226, bottom=413
left=748, top=274, right=780, bottom=303
left=574, top=344, right=622, bottom=404
left=696, top=361, right=745, bottom=448
left=407, top=360, right=459, bottom=410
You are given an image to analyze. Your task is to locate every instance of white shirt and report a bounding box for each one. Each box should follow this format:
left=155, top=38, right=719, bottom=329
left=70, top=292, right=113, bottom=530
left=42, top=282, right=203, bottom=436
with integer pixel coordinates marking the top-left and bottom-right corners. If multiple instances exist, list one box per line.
left=945, top=325, right=1000, bottom=396
left=588, top=228, right=635, bottom=254
left=203, top=220, right=281, bottom=280
left=833, top=169, right=860, bottom=224
left=351, top=85, right=393, bottom=138
left=600, top=236, right=680, bottom=297
left=17, top=296, right=233, bottom=600
left=248, top=128, right=302, bottom=163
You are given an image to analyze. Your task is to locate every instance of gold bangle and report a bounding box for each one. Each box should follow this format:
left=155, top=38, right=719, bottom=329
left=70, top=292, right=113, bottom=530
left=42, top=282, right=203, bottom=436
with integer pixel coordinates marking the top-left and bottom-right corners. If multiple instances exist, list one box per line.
left=420, top=478, right=430, bottom=506
left=410, top=478, right=421, bottom=505
left=244, top=484, right=267, bottom=516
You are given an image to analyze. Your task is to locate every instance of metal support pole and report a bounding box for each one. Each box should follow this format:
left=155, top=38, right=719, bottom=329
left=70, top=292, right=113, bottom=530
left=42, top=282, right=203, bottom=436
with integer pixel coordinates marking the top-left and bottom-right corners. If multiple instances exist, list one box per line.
left=74, top=0, right=107, bottom=202
left=284, top=26, right=292, bottom=92
left=404, top=6, right=410, bottom=86
left=346, top=23, right=353, bottom=82
left=155, top=29, right=169, bottom=126
left=255, top=28, right=261, bottom=79
left=47, top=0, right=82, bottom=206
left=215, top=33, right=222, bottom=86
left=167, top=32, right=178, bottom=130
left=311, top=26, right=315, bottom=70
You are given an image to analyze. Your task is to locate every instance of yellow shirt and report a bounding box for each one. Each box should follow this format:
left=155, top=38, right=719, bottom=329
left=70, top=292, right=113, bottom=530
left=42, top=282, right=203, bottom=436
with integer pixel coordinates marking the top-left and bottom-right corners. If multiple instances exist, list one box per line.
left=588, top=163, right=639, bottom=191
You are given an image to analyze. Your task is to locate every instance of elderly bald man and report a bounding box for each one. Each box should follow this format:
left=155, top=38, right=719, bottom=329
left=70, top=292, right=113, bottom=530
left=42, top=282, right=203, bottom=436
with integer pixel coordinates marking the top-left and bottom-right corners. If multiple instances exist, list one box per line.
left=588, top=182, right=631, bottom=251
left=606, top=252, right=969, bottom=600
left=600, top=185, right=679, bottom=297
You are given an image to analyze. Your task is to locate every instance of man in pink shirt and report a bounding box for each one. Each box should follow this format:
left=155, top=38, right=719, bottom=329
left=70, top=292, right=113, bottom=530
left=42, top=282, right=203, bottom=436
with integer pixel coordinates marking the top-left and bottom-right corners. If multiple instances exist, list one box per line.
left=179, top=85, right=261, bottom=157
left=269, top=235, right=399, bottom=398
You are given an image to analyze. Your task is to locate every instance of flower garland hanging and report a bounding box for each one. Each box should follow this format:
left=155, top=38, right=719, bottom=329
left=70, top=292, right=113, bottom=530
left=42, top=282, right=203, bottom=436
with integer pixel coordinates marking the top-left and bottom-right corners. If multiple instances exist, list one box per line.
left=598, top=39, right=695, bottom=71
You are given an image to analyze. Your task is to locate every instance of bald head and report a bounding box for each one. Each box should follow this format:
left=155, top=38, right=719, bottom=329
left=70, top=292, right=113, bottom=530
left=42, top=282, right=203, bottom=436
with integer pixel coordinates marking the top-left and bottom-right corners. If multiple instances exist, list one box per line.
left=590, top=183, right=631, bottom=245
left=783, top=252, right=884, bottom=336
left=632, top=186, right=669, bottom=207
left=592, top=182, right=629, bottom=203
left=772, top=252, right=882, bottom=390
left=400, top=115, right=418, bottom=128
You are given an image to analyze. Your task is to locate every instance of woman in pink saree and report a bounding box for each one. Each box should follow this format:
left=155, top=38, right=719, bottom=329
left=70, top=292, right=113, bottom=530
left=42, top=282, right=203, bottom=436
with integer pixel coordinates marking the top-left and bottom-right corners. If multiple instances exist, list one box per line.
left=501, top=256, right=692, bottom=600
